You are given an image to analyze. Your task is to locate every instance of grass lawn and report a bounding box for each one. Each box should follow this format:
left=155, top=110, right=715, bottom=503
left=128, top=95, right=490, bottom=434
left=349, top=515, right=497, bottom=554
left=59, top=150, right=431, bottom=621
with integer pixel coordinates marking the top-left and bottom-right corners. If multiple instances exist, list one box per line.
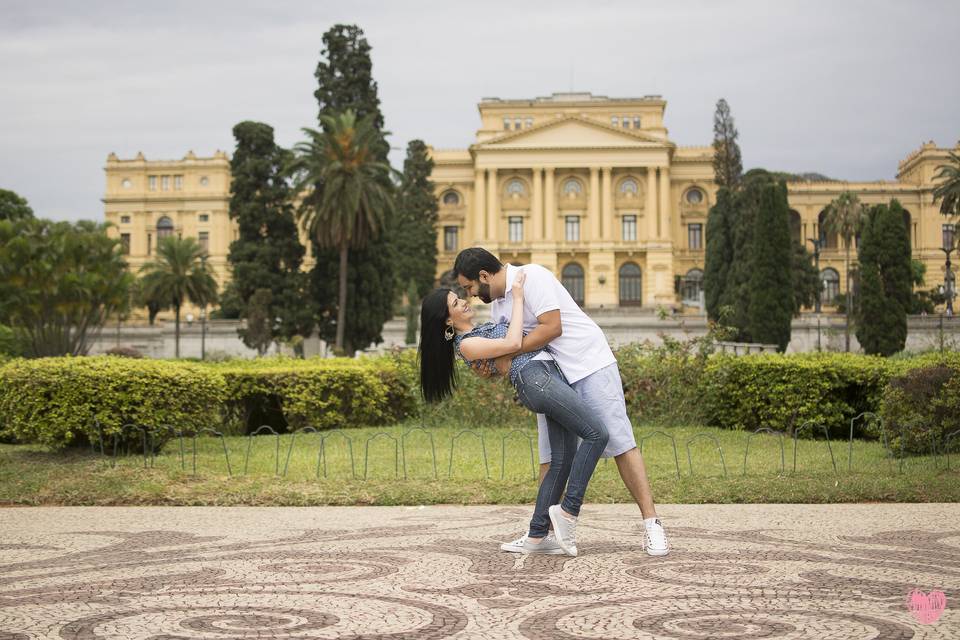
left=1, top=421, right=958, bottom=506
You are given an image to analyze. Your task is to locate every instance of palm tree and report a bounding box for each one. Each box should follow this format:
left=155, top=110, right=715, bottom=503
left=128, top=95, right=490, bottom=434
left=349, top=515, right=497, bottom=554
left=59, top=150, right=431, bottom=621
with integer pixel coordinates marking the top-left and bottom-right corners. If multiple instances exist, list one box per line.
left=139, top=236, right=218, bottom=358
left=823, top=191, right=866, bottom=352
left=933, top=151, right=960, bottom=218
left=288, top=110, right=396, bottom=353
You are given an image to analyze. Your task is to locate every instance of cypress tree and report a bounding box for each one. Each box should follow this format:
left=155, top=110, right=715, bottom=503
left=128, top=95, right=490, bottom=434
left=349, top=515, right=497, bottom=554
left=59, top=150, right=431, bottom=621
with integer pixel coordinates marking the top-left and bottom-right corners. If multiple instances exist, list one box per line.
left=308, top=24, right=397, bottom=352
left=225, top=121, right=313, bottom=348
left=747, top=179, right=794, bottom=350
left=856, top=200, right=912, bottom=355
left=392, top=140, right=439, bottom=298
left=704, top=187, right=735, bottom=321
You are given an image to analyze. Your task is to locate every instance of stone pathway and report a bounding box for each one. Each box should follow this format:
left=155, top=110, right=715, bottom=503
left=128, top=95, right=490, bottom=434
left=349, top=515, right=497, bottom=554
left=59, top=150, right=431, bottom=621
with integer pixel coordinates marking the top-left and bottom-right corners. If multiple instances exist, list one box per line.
left=0, top=504, right=957, bottom=638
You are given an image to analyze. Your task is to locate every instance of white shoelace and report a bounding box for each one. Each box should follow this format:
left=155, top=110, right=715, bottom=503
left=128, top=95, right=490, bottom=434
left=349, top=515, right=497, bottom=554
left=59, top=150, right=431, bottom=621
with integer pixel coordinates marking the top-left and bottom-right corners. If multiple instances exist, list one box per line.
left=644, top=522, right=668, bottom=549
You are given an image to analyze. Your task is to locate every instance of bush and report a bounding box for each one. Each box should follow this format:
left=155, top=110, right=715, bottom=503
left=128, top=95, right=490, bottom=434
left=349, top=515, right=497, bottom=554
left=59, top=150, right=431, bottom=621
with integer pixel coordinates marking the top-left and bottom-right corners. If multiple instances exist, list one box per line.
left=616, top=340, right=710, bottom=426
left=699, top=352, right=895, bottom=437
left=0, top=356, right=226, bottom=450
left=214, top=356, right=416, bottom=433
left=875, top=360, right=960, bottom=455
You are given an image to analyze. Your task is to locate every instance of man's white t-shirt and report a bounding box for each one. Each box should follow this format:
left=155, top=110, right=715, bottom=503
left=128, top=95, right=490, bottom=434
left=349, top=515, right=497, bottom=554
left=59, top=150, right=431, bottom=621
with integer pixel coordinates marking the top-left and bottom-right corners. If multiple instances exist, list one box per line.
left=489, top=263, right=616, bottom=384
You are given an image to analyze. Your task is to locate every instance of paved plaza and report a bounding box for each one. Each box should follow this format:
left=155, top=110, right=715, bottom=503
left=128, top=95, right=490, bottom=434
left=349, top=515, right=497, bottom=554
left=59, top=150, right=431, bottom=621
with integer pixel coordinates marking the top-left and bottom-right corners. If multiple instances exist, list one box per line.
left=0, top=504, right=957, bottom=639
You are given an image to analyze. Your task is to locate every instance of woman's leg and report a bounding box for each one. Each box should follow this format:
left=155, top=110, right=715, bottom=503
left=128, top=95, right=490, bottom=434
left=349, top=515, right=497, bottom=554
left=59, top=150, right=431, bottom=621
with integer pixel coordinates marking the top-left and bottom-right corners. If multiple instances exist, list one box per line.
left=516, top=362, right=609, bottom=522
left=527, top=415, right=576, bottom=538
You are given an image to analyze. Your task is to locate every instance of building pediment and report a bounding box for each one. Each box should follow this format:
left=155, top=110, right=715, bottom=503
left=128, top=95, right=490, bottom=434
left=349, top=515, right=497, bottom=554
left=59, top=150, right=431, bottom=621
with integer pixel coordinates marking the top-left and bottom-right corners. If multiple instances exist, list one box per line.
left=474, top=115, right=673, bottom=151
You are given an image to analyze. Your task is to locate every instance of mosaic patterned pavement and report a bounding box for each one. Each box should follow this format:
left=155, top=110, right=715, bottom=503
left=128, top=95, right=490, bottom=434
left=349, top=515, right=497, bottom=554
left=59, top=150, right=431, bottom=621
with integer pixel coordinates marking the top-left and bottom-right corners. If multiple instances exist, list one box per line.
left=0, top=504, right=958, bottom=639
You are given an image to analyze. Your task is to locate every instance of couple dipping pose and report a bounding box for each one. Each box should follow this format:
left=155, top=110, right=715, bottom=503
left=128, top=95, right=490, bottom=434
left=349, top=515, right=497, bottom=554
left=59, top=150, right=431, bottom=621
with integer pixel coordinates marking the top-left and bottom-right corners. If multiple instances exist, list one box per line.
left=419, top=247, right=669, bottom=557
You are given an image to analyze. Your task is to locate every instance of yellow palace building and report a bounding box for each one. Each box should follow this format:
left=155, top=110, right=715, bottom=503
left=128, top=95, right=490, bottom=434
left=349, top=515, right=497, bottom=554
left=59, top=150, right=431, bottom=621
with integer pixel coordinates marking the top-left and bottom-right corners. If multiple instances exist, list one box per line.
left=103, top=92, right=958, bottom=315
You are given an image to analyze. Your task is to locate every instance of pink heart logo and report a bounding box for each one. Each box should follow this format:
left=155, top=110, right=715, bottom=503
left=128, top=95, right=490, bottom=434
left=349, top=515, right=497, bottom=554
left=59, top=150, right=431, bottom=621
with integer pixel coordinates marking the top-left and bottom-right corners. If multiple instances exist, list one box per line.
left=906, top=588, right=946, bottom=625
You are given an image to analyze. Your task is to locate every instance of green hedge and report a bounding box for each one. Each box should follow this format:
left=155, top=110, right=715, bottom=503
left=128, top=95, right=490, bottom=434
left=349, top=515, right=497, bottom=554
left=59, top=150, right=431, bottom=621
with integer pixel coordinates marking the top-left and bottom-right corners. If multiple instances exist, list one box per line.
left=876, top=357, right=960, bottom=454
left=0, top=356, right=226, bottom=449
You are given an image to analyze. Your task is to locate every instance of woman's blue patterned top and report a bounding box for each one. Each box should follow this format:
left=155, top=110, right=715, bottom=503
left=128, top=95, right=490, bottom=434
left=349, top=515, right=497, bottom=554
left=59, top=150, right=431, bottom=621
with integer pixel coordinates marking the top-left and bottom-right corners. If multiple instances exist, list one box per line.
left=454, top=322, right=549, bottom=385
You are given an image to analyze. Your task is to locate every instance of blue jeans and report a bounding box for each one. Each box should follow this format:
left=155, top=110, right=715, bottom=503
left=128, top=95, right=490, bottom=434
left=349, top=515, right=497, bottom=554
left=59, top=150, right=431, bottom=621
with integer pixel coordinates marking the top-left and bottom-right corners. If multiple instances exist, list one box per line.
left=514, top=360, right=609, bottom=538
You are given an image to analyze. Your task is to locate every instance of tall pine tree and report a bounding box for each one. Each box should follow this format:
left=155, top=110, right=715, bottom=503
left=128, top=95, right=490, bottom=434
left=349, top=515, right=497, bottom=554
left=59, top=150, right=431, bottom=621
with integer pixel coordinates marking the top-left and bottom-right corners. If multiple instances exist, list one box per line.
left=712, top=98, right=743, bottom=190
left=392, top=140, right=438, bottom=299
left=308, top=24, right=397, bottom=353
left=225, top=121, right=313, bottom=348
left=856, top=200, right=912, bottom=355
left=704, top=187, right=735, bottom=321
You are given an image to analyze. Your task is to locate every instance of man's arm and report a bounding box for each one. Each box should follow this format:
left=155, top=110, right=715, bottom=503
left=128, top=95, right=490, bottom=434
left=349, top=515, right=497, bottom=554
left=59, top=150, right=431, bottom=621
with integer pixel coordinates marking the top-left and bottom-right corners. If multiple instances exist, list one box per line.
left=516, top=310, right=562, bottom=354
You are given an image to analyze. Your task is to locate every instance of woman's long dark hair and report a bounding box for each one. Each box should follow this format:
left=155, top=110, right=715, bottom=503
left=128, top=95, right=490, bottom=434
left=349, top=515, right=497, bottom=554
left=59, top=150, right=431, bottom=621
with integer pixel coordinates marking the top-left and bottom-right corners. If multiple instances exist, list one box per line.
left=419, top=288, right=458, bottom=403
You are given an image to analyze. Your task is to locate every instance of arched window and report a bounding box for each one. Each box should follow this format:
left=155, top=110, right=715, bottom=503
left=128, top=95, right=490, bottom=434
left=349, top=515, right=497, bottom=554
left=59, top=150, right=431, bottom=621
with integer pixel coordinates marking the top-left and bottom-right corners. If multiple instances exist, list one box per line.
left=821, top=268, right=840, bottom=305
left=442, top=190, right=461, bottom=206
left=682, top=269, right=704, bottom=306
left=506, top=179, right=526, bottom=196
left=561, top=262, right=585, bottom=306
left=685, top=188, right=705, bottom=205
left=619, top=178, right=639, bottom=196
left=619, top=262, right=642, bottom=306
left=789, top=210, right=802, bottom=246
left=156, top=216, right=174, bottom=241
left=562, top=178, right=582, bottom=196
left=818, top=210, right=838, bottom=249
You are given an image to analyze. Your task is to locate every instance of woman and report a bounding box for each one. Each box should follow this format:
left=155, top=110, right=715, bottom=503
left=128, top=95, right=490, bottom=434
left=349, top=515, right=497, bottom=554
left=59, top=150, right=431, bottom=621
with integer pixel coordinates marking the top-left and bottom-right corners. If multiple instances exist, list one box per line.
left=419, top=270, right=608, bottom=557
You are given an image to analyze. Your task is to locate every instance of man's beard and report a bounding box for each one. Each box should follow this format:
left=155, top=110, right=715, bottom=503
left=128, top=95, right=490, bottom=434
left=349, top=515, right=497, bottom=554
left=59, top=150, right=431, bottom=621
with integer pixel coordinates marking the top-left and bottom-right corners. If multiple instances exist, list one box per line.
left=477, top=282, right=492, bottom=304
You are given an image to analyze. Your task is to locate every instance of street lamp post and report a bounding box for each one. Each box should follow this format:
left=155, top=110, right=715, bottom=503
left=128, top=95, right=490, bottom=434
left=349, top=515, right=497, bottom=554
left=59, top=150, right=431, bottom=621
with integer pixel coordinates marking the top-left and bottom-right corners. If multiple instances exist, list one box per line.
left=942, top=224, right=956, bottom=317
left=807, top=238, right=823, bottom=351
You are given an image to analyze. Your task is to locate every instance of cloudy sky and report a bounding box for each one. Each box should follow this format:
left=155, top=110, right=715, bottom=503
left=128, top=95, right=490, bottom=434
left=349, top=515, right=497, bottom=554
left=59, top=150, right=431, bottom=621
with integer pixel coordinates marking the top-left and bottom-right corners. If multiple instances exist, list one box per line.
left=1, top=0, right=957, bottom=222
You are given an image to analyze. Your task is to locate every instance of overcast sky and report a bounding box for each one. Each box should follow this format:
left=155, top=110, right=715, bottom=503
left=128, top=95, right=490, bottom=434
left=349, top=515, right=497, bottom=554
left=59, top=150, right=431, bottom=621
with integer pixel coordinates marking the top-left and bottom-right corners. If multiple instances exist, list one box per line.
left=1, top=0, right=957, bottom=222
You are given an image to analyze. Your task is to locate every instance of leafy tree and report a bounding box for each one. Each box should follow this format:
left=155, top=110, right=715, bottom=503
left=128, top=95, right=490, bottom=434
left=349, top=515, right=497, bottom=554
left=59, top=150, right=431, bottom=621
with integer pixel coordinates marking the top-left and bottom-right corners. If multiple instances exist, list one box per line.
left=932, top=150, right=960, bottom=218
left=822, top=191, right=866, bottom=351
left=226, top=120, right=313, bottom=351
left=746, top=179, right=794, bottom=350
left=0, top=218, right=132, bottom=356
left=0, top=188, right=34, bottom=221
left=139, top=236, right=218, bottom=358
left=712, top=98, right=743, bottom=189
left=244, top=288, right=275, bottom=356
left=392, top=140, right=438, bottom=298
left=314, top=24, right=385, bottom=133
left=856, top=200, right=912, bottom=355
left=792, top=243, right=820, bottom=315
left=908, top=259, right=938, bottom=314
left=404, top=279, right=419, bottom=345
left=704, top=187, right=735, bottom=321
left=289, top=111, right=396, bottom=353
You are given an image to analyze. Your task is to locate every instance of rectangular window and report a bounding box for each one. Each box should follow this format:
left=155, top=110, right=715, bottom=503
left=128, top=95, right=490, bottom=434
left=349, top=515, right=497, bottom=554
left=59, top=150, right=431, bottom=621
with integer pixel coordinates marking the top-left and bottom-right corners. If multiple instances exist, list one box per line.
left=198, top=231, right=209, bottom=252
left=146, top=233, right=152, bottom=256
left=622, top=215, right=637, bottom=242
left=565, top=216, right=580, bottom=242
left=120, top=233, right=130, bottom=255
left=120, top=215, right=131, bottom=224
left=508, top=216, right=523, bottom=243
left=688, top=223, right=703, bottom=249
left=622, top=115, right=630, bottom=128
left=148, top=175, right=157, bottom=191
left=161, top=175, right=170, bottom=191
left=198, top=213, right=209, bottom=223
left=611, top=116, right=619, bottom=127
left=503, top=117, right=511, bottom=130
left=444, top=226, right=458, bottom=252
left=514, top=118, right=522, bottom=130
left=524, top=117, right=533, bottom=129
left=174, top=175, right=183, bottom=190
left=633, top=116, right=641, bottom=128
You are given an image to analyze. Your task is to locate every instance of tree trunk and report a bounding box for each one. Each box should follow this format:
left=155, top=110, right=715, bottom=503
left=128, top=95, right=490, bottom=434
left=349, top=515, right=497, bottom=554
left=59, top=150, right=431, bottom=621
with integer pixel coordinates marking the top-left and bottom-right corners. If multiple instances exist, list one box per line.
left=335, top=245, right=348, bottom=354
left=845, top=243, right=851, bottom=352
left=175, top=302, right=181, bottom=359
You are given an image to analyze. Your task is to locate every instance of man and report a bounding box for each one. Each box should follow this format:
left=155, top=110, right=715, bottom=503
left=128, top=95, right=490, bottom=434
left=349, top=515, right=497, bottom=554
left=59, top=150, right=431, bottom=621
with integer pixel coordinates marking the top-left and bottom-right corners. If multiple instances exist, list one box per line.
left=453, top=247, right=669, bottom=556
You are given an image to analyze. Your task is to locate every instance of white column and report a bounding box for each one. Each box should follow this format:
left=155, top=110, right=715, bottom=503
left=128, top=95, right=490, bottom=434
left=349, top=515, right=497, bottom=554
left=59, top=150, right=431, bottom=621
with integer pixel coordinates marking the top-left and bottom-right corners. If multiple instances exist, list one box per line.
left=474, top=169, right=486, bottom=241
left=646, top=167, right=657, bottom=240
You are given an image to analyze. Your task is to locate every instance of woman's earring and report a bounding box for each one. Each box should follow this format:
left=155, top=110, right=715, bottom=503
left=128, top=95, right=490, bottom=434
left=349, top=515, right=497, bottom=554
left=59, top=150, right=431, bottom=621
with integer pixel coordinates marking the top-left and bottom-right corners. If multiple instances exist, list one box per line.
left=444, top=325, right=455, bottom=341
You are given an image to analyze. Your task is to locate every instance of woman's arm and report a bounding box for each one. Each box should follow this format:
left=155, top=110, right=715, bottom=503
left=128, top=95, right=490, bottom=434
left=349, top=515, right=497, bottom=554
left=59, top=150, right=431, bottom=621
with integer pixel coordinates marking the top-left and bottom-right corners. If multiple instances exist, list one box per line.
left=458, top=271, right=527, bottom=361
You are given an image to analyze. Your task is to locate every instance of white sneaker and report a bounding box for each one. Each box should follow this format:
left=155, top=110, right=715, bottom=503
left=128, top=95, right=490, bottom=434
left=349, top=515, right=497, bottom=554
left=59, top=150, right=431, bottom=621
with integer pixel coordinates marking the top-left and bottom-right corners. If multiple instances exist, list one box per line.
left=499, top=533, right=564, bottom=555
left=643, top=518, right=669, bottom=556
left=548, top=505, right=578, bottom=557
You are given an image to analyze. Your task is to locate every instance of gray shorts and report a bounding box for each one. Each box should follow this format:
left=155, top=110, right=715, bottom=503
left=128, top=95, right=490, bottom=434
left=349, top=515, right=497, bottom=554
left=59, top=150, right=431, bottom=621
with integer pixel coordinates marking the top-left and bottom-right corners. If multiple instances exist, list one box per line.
left=536, top=362, right=638, bottom=464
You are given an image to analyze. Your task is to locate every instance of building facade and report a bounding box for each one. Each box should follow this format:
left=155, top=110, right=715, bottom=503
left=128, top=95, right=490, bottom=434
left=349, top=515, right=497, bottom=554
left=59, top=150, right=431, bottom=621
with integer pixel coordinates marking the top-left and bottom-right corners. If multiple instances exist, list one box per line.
left=430, top=92, right=958, bottom=310
left=103, top=92, right=959, bottom=318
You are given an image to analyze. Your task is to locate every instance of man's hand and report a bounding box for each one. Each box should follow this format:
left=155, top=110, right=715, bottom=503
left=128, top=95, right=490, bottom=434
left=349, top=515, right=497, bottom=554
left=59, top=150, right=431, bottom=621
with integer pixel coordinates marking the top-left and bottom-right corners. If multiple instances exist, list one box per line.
left=471, top=354, right=515, bottom=379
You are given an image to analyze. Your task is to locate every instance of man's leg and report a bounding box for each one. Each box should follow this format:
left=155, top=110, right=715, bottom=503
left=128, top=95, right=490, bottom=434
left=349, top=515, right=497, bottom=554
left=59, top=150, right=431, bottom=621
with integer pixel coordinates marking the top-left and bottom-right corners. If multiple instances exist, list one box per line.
left=613, top=447, right=657, bottom=519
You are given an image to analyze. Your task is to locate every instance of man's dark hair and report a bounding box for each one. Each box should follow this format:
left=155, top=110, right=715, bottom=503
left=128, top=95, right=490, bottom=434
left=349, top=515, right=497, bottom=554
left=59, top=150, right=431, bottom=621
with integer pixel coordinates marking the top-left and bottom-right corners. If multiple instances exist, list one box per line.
left=453, top=247, right=502, bottom=280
